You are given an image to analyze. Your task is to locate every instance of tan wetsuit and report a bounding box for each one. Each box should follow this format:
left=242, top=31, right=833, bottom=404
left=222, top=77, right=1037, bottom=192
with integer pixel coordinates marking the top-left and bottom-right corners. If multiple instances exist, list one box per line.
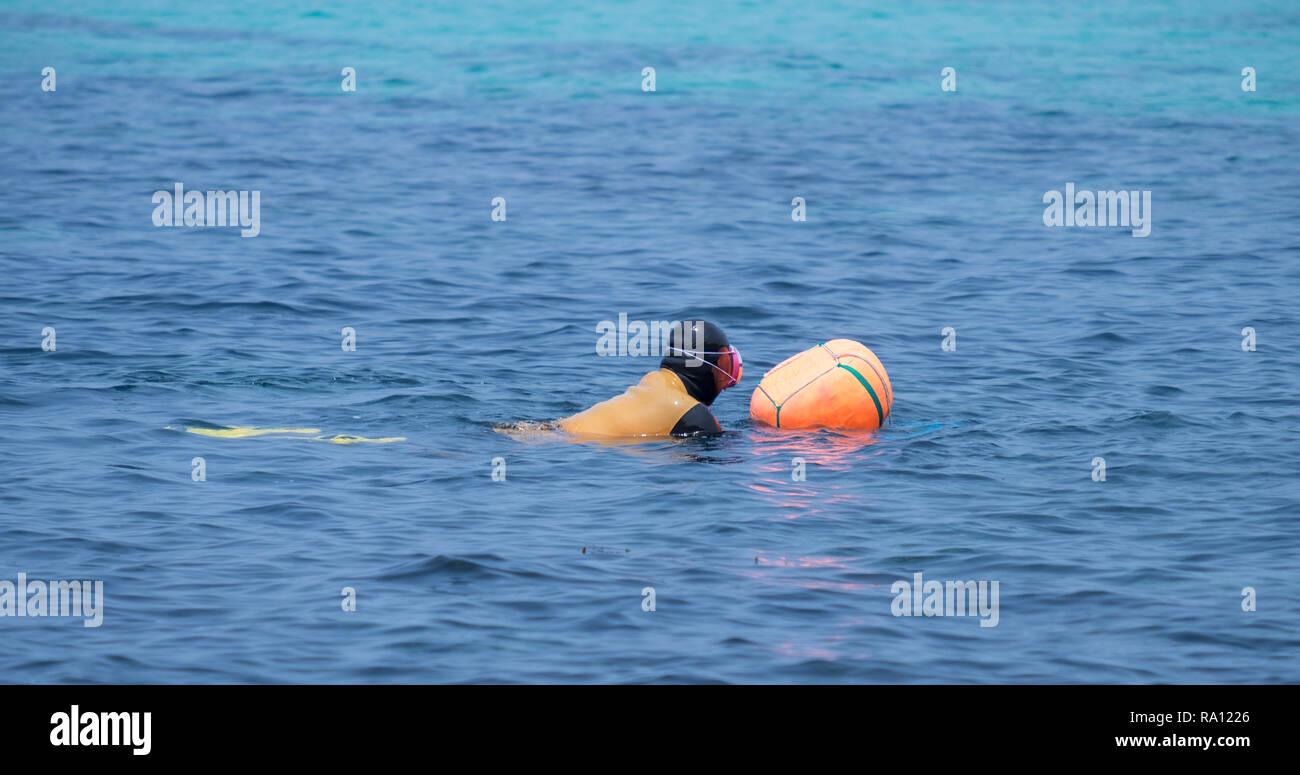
left=558, top=369, right=720, bottom=438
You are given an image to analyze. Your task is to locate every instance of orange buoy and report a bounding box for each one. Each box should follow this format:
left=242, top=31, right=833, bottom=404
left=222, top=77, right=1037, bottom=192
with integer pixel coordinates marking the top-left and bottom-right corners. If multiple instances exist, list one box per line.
left=749, top=339, right=893, bottom=430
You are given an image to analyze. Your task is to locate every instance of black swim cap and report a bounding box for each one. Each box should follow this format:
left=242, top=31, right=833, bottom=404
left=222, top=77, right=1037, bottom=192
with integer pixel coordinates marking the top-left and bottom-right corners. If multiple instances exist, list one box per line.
left=660, top=320, right=733, bottom=406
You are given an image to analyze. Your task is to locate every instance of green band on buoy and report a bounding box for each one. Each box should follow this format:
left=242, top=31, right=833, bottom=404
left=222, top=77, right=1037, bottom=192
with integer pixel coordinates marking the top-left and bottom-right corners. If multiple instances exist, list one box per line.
left=837, top=363, right=884, bottom=425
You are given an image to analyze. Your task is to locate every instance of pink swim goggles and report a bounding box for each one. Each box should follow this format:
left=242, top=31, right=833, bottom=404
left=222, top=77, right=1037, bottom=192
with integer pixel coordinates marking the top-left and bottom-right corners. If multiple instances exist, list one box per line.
left=669, top=345, right=743, bottom=391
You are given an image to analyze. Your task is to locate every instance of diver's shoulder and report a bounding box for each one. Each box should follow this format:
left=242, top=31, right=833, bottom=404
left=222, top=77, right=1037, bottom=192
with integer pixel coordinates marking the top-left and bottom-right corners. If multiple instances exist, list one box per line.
left=639, top=368, right=676, bottom=387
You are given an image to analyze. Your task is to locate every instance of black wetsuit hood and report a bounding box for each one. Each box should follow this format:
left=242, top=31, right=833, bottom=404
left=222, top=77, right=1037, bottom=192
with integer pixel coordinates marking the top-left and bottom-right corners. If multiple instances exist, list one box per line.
left=660, top=319, right=731, bottom=406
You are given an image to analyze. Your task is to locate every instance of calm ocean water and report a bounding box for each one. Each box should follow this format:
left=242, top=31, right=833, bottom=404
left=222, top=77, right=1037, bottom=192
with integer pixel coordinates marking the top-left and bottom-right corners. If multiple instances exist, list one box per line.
left=1, top=1, right=1298, bottom=683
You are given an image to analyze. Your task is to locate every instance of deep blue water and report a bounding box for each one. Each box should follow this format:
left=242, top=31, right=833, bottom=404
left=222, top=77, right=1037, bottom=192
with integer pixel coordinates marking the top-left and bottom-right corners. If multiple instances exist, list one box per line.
left=1, top=1, right=1298, bottom=683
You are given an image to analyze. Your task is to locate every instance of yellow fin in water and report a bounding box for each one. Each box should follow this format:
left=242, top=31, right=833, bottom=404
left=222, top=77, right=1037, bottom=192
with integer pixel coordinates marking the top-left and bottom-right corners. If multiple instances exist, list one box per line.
left=184, top=426, right=320, bottom=438
left=315, top=435, right=406, bottom=444
left=180, top=426, right=403, bottom=443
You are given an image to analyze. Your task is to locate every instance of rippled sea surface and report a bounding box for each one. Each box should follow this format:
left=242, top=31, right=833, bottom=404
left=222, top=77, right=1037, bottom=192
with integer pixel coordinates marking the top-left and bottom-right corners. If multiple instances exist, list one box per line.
left=1, top=1, right=1298, bottom=683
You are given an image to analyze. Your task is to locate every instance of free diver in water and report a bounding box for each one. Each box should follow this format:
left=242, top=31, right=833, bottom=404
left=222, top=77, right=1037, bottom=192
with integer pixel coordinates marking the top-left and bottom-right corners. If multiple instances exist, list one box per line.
left=558, top=319, right=742, bottom=438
